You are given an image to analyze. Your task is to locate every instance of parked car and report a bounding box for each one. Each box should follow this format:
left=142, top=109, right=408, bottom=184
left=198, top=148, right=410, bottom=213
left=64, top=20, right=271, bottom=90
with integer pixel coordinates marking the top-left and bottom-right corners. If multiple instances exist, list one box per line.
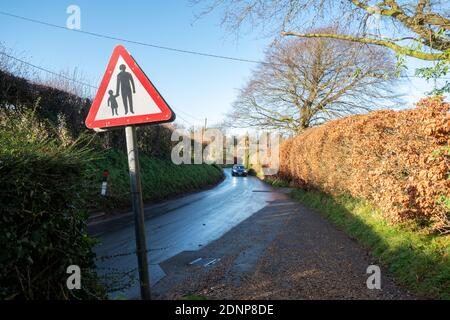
left=231, top=165, right=248, bottom=177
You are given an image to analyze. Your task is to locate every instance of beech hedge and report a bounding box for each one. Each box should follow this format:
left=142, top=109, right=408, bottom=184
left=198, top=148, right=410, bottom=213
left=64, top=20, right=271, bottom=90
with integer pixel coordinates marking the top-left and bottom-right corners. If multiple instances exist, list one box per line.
left=279, top=97, right=450, bottom=233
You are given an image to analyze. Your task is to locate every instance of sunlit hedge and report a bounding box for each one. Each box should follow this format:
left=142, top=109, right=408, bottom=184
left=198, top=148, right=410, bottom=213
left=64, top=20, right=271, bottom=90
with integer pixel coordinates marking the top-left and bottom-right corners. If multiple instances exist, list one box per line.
left=279, top=97, right=450, bottom=233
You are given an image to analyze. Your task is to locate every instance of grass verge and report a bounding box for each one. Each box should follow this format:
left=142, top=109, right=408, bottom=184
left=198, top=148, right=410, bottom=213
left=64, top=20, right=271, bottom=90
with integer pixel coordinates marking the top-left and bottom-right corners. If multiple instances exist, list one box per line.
left=289, top=188, right=450, bottom=299
left=265, top=176, right=450, bottom=299
left=86, top=149, right=224, bottom=212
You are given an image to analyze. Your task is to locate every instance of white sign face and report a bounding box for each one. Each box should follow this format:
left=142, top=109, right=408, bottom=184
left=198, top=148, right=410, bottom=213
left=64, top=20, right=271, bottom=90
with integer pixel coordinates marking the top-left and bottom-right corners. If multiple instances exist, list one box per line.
left=94, top=56, right=162, bottom=121
left=85, top=45, right=175, bottom=129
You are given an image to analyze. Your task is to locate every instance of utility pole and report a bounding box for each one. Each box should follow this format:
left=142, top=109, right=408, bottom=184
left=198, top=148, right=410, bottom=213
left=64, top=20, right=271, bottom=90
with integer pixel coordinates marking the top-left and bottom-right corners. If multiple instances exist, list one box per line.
left=201, top=117, right=207, bottom=145
left=125, top=125, right=151, bottom=300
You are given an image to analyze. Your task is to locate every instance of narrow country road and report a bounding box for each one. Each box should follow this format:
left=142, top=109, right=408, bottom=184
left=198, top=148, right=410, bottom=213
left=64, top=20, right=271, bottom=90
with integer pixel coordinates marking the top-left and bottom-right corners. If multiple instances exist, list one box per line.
left=91, top=169, right=413, bottom=300
left=91, top=169, right=285, bottom=298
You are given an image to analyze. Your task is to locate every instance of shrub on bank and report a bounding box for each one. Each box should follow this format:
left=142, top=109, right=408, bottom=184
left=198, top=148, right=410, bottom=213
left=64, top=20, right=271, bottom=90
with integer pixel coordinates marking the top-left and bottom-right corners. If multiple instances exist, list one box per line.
left=279, top=97, right=450, bottom=233
left=0, top=108, right=224, bottom=299
left=86, top=149, right=224, bottom=211
left=0, top=110, right=104, bottom=299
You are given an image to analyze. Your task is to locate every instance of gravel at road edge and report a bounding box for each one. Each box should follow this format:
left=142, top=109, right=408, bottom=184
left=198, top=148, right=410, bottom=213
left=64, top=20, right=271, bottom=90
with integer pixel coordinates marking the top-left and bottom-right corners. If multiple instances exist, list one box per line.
left=154, top=197, right=415, bottom=300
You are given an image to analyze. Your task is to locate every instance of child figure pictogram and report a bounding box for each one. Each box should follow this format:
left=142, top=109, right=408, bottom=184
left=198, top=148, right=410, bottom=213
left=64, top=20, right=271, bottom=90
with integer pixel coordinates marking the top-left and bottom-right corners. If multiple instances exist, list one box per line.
left=107, top=90, right=120, bottom=116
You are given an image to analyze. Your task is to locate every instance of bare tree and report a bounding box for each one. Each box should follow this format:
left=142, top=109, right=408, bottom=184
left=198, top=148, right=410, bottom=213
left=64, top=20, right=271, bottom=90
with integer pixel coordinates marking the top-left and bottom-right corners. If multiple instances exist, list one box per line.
left=196, top=0, right=450, bottom=61
left=225, top=34, right=401, bottom=133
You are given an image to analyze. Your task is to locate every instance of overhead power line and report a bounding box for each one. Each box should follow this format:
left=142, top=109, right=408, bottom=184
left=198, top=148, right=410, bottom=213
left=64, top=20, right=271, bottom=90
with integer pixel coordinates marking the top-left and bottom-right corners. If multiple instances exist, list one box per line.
left=0, top=51, right=203, bottom=125
left=173, top=107, right=203, bottom=122
left=0, top=51, right=98, bottom=89
left=174, top=113, right=196, bottom=127
left=0, top=10, right=264, bottom=65
left=3, top=10, right=450, bottom=78
left=2, top=47, right=449, bottom=108
left=2, top=10, right=450, bottom=80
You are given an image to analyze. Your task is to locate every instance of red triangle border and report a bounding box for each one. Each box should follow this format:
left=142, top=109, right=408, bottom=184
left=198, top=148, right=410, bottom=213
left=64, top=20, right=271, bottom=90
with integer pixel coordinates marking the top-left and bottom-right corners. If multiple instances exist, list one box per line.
left=85, top=45, right=175, bottom=129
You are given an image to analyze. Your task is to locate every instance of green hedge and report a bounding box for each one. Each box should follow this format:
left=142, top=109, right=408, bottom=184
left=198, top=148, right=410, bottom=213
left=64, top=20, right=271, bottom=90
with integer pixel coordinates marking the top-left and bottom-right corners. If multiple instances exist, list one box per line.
left=0, top=108, right=223, bottom=299
left=86, top=149, right=224, bottom=211
left=0, top=118, right=104, bottom=299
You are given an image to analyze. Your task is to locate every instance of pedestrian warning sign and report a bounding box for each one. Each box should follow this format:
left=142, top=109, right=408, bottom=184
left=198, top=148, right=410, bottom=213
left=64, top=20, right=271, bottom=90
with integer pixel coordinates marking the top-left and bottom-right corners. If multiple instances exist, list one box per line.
left=85, top=45, right=175, bottom=129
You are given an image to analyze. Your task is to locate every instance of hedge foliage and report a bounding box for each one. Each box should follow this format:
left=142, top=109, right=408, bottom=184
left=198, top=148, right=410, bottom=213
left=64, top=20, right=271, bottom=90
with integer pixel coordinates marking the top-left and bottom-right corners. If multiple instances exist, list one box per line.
left=0, top=69, right=176, bottom=159
left=0, top=65, right=224, bottom=299
left=0, top=110, right=105, bottom=299
left=279, top=97, right=450, bottom=233
left=0, top=107, right=224, bottom=299
left=86, top=148, right=224, bottom=212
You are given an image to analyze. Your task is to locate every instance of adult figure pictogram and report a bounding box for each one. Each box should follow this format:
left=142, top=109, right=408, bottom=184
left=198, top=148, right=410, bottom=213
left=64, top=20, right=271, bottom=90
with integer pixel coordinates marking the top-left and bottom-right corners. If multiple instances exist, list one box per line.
left=116, top=64, right=136, bottom=114
left=85, top=45, right=175, bottom=130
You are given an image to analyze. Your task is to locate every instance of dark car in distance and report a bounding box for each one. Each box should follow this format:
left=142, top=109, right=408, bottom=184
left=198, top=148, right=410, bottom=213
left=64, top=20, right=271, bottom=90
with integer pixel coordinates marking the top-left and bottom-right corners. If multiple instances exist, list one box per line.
left=232, top=165, right=248, bottom=177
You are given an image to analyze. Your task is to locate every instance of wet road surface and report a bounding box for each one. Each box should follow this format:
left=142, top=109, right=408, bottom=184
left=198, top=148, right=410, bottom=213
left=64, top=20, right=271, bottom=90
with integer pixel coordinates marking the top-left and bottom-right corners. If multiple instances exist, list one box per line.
left=93, top=169, right=284, bottom=298
left=155, top=197, right=413, bottom=300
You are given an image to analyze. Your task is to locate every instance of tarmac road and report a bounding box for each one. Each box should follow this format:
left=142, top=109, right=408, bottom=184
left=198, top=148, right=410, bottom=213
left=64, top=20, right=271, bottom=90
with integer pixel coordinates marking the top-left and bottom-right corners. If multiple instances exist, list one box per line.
left=93, top=168, right=413, bottom=300
left=92, top=169, right=285, bottom=299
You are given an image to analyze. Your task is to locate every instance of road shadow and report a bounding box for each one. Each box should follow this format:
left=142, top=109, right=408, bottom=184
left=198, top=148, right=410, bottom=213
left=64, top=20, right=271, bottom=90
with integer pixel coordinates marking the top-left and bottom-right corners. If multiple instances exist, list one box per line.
left=290, top=190, right=448, bottom=300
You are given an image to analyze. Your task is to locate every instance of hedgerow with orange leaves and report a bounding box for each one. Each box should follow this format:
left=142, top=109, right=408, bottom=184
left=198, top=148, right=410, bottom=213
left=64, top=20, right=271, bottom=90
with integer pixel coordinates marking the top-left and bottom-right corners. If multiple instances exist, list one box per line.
left=279, top=97, right=450, bottom=233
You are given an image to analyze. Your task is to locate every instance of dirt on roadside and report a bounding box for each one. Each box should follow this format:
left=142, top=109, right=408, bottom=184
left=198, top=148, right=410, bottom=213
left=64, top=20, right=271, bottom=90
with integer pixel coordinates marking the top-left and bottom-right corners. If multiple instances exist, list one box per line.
left=153, top=197, right=415, bottom=300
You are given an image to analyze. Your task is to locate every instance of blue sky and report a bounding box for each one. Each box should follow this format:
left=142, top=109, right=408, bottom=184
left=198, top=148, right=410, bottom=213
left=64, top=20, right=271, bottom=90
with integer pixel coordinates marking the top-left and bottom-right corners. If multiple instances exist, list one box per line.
left=0, top=0, right=444, bottom=128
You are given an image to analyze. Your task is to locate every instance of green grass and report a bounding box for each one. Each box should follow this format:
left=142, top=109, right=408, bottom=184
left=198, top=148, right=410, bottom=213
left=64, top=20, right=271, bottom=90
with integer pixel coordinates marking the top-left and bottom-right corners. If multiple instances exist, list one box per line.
left=0, top=107, right=223, bottom=299
left=264, top=176, right=291, bottom=187
left=288, top=188, right=450, bottom=299
left=86, top=149, right=224, bottom=211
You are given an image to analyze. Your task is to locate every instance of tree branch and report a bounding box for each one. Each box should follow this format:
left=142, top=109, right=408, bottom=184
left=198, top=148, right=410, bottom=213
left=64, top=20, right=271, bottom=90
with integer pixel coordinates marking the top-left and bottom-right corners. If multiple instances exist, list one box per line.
left=281, top=31, right=448, bottom=61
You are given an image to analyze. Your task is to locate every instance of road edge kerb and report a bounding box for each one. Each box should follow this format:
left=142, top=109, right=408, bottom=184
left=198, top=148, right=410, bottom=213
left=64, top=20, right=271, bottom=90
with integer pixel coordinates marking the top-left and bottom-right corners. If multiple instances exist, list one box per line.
left=87, top=171, right=226, bottom=236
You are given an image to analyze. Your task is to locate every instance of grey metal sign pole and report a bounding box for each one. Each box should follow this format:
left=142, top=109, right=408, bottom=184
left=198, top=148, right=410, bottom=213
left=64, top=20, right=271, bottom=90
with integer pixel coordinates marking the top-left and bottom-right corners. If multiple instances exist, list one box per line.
left=125, top=125, right=151, bottom=300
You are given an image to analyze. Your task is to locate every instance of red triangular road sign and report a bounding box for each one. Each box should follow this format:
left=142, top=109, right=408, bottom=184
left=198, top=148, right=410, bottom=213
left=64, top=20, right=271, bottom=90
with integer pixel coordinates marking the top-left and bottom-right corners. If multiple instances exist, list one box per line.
left=85, top=45, right=175, bottom=129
